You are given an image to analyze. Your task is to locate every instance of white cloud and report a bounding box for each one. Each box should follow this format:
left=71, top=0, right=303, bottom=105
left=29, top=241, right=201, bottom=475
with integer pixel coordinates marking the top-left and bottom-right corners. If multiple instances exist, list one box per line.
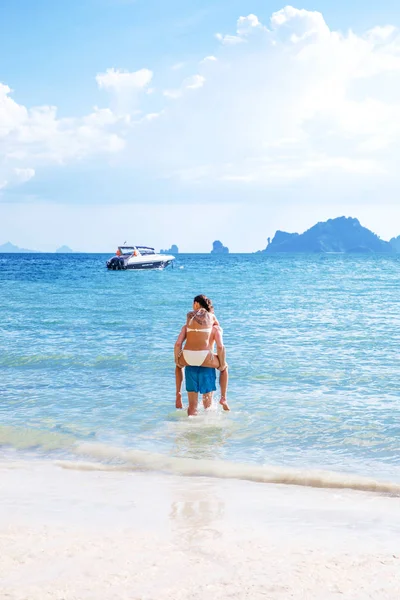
left=13, top=167, right=35, bottom=183
left=135, top=6, right=400, bottom=189
left=237, top=14, right=262, bottom=34
left=171, top=62, right=186, bottom=71
left=185, top=75, right=205, bottom=90
left=0, top=84, right=27, bottom=136
left=0, top=84, right=128, bottom=191
left=95, top=68, right=154, bottom=115
left=216, top=12, right=266, bottom=44
left=365, top=25, right=397, bottom=42
left=0, top=166, right=35, bottom=191
left=4, top=5, right=400, bottom=208
left=95, top=68, right=153, bottom=91
left=270, top=5, right=329, bottom=38
left=215, top=33, right=244, bottom=45
left=84, top=107, right=124, bottom=127
left=141, top=112, right=163, bottom=122
left=163, top=89, right=183, bottom=99
left=163, top=74, right=205, bottom=99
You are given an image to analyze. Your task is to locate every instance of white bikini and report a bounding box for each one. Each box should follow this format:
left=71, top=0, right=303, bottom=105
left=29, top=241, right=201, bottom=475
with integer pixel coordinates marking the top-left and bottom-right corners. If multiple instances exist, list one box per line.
left=182, top=349, right=210, bottom=366
left=182, top=311, right=213, bottom=366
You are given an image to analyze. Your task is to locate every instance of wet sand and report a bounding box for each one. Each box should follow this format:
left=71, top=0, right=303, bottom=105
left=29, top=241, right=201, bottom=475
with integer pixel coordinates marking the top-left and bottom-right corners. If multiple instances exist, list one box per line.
left=1, top=460, right=400, bottom=599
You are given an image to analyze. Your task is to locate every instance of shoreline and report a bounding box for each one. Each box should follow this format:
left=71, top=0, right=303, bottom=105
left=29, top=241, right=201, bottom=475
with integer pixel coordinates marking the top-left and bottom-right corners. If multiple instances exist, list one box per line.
left=1, top=460, right=400, bottom=599
left=2, top=425, right=400, bottom=496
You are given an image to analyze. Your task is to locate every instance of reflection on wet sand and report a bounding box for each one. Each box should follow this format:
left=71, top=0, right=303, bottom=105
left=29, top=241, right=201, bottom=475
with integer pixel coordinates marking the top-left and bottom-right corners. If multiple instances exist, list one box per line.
left=168, top=409, right=228, bottom=543
left=169, top=479, right=225, bottom=543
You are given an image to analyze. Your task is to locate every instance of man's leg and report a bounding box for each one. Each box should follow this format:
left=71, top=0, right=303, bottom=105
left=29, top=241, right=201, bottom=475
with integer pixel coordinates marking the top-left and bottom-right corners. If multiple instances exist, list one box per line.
left=198, top=367, right=216, bottom=411
left=202, top=392, right=213, bottom=409
left=187, top=392, right=199, bottom=416
left=175, top=366, right=184, bottom=409
left=185, top=367, right=200, bottom=416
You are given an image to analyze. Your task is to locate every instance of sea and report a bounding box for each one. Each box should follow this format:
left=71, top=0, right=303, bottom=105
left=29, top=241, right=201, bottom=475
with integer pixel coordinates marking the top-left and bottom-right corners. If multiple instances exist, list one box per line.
left=1, top=252, right=400, bottom=492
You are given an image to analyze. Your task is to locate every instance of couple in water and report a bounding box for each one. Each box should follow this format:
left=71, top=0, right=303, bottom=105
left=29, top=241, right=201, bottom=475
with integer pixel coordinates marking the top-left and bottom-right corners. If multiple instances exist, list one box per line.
left=174, top=294, right=230, bottom=416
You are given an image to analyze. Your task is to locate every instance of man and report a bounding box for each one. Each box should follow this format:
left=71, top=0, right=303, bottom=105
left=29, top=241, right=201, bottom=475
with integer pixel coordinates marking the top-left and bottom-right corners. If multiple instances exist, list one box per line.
left=174, top=324, right=229, bottom=415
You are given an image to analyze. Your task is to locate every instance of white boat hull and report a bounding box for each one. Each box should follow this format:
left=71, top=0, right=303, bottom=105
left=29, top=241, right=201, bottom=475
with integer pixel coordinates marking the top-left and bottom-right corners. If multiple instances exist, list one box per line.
left=106, top=253, right=175, bottom=270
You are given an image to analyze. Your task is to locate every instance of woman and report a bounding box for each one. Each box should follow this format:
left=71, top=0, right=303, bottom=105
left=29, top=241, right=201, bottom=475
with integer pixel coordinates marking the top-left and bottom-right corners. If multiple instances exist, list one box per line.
left=174, top=294, right=229, bottom=412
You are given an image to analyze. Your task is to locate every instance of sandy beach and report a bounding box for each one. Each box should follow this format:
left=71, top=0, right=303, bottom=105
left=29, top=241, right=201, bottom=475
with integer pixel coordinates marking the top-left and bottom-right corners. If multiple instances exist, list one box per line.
left=1, top=460, right=399, bottom=600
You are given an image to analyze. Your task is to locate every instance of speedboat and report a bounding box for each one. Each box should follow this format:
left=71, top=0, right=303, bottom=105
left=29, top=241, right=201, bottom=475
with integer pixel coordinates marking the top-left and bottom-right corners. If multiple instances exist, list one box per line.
left=106, top=245, right=175, bottom=270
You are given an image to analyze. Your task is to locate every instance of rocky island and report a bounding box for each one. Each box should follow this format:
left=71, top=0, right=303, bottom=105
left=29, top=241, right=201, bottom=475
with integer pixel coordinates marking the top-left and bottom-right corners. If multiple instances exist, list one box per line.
left=56, top=246, right=74, bottom=253
left=390, top=236, right=400, bottom=253
left=0, top=242, right=38, bottom=253
left=160, top=245, right=179, bottom=254
left=260, top=217, right=393, bottom=254
left=211, top=240, right=229, bottom=254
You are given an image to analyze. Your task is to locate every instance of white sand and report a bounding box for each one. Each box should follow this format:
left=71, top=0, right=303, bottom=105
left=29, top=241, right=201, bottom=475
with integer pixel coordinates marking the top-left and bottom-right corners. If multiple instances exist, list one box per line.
left=1, top=460, right=400, bottom=600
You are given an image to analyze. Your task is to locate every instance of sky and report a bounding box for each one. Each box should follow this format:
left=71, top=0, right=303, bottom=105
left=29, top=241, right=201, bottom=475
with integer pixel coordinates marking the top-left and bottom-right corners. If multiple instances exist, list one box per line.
left=2, top=0, right=400, bottom=252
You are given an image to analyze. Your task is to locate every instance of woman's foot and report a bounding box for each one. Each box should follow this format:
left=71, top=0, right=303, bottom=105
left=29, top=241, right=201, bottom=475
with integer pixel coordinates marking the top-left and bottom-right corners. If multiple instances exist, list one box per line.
left=176, top=392, right=183, bottom=410
left=219, top=396, right=230, bottom=411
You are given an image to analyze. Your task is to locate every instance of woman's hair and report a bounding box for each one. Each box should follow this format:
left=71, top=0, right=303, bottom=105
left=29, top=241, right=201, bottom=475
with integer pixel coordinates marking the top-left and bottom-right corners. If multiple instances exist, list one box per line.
left=194, top=294, right=213, bottom=312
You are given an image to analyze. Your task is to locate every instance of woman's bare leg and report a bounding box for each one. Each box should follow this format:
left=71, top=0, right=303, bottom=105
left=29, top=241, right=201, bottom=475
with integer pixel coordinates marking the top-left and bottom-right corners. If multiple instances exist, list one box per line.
left=199, top=353, right=220, bottom=368
left=175, top=353, right=190, bottom=408
left=175, top=366, right=184, bottom=409
left=214, top=344, right=230, bottom=410
left=177, top=354, right=189, bottom=368
left=216, top=343, right=228, bottom=372
left=219, top=367, right=230, bottom=411
left=187, top=392, right=199, bottom=416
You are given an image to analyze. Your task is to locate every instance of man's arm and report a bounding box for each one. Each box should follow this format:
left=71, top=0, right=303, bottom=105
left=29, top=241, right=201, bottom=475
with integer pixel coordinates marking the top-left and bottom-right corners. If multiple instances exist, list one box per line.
left=174, top=325, right=187, bottom=366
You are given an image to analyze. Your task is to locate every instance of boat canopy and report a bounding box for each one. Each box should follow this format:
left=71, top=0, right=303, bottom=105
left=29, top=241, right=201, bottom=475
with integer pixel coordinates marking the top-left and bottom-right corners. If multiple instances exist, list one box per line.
left=136, top=246, right=156, bottom=255
left=118, top=246, right=156, bottom=256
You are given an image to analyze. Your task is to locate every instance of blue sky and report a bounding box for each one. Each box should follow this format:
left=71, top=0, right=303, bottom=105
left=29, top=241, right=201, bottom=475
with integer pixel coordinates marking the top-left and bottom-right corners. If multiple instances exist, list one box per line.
left=2, top=0, right=400, bottom=251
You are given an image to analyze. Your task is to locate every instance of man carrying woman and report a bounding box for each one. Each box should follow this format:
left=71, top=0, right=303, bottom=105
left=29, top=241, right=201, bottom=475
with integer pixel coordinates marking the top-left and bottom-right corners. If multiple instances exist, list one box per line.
left=174, top=294, right=230, bottom=416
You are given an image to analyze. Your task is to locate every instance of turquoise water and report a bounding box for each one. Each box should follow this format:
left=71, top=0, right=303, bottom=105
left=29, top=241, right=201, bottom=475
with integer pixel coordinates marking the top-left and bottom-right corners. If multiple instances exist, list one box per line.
left=1, top=253, right=399, bottom=483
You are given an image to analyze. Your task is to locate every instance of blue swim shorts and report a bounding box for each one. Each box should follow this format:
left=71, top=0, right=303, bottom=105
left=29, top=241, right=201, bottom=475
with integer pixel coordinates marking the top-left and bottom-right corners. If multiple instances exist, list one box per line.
left=185, top=366, right=216, bottom=394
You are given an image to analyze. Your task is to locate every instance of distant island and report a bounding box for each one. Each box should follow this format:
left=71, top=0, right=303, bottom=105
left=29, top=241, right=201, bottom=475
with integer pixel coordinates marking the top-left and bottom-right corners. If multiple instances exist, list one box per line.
left=0, top=241, right=38, bottom=253
left=2, top=218, right=400, bottom=254
left=0, top=242, right=76, bottom=253
left=390, top=235, right=400, bottom=253
left=55, top=246, right=74, bottom=253
left=211, top=240, right=229, bottom=254
left=160, top=244, right=179, bottom=254
left=260, top=217, right=395, bottom=254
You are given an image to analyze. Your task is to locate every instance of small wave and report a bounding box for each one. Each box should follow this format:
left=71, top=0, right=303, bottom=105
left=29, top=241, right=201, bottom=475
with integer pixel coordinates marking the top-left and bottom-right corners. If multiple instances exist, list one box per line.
left=1, top=426, right=399, bottom=496
left=71, top=442, right=400, bottom=496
